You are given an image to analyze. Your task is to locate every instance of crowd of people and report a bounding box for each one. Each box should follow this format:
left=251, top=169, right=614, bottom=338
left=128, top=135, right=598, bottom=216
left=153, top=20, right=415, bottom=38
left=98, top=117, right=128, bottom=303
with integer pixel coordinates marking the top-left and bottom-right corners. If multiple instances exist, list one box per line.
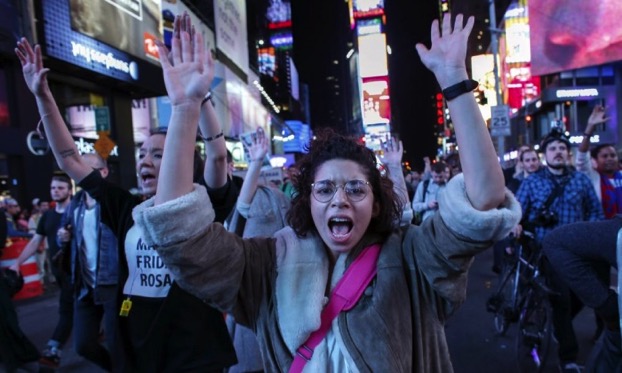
left=0, top=10, right=621, bottom=373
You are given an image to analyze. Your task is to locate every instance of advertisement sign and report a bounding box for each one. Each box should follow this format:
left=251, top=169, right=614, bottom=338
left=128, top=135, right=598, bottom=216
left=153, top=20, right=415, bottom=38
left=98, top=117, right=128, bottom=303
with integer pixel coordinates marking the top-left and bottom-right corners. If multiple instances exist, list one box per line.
left=0, top=70, right=9, bottom=127
left=161, top=1, right=215, bottom=53
left=258, top=47, right=276, bottom=77
left=266, top=0, right=291, bottom=24
left=357, top=18, right=382, bottom=36
left=530, top=0, right=622, bottom=76
left=69, top=0, right=162, bottom=63
left=270, top=32, right=293, bottom=49
left=358, top=33, right=388, bottom=78
left=361, top=77, right=391, bottom=127
left=214, top=0, right=249, bottom=77
left=505, top=21, right=530, bottom=64
left=353, top=0, right=384, bottom=18
left=40, top=0, right=165, bottom=92
left=282, top=120, right=311, bottom=153
left=223, top=69, right=270, bottom=138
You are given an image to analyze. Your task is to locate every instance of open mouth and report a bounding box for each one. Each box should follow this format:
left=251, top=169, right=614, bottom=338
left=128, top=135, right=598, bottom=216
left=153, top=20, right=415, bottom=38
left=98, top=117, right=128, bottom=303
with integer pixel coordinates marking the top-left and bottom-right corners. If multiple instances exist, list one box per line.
left=328, top=217, right=353, bottom=238
left=140, top=171, right=156, bottom=184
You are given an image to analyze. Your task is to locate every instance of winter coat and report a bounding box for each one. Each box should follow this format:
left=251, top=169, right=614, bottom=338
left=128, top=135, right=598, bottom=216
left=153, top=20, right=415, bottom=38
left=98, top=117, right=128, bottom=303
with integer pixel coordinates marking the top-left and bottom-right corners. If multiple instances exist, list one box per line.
left=133, top=174, right=521, bottom=372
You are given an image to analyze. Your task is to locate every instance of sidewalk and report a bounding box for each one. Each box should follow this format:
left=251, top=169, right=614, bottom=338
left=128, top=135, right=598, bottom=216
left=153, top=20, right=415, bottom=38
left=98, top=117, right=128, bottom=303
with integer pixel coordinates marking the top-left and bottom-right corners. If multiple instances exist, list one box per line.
left=2, top=286, right=106, bottom=373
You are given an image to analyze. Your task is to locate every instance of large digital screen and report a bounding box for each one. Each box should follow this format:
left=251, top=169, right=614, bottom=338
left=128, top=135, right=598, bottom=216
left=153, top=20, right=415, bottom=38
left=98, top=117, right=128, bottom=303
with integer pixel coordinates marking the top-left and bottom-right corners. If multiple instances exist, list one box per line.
left=0, top=69, right=9, bottom=127
left=283, top=120, right=311, bottom=153
left=69, top=0, right=162, bottom=63
left=39, top=0, right=166, bottom=92
left=258, top=48, right=276, bottom=77
left=362, top=77, right=391, bottom=126
left=214, top=0, right=249, bottom=76
left=353, top=0, right=384, bottom=18
left=358, top=33, right=388, bottom=78
left=65, top=100, right=152, bottom=143
left=530, top=0, right=622, bottom=76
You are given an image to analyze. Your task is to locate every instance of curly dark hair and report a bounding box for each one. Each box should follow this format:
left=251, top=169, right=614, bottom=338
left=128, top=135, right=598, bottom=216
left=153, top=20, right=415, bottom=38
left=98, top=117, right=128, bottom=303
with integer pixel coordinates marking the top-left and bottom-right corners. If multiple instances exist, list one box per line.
left=287, top=128, right=403, bottom=239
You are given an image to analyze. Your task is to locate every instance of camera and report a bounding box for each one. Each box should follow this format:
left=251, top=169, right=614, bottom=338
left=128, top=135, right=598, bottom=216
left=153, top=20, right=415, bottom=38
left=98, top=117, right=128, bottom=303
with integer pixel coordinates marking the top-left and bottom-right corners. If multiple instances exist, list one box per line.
left=533, top=210, right=559, bottom=227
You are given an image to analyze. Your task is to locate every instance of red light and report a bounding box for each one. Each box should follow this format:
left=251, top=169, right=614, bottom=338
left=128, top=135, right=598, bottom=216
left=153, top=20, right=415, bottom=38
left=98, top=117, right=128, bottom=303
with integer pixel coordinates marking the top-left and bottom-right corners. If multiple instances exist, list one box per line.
left=436, top=93, right=443, bottom=100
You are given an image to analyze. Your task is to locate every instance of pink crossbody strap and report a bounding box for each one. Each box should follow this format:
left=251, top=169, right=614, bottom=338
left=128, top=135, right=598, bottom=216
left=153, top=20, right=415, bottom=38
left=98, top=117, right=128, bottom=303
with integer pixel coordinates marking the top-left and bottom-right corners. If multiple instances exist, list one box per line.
left=289, top=243, right=381, bottom=373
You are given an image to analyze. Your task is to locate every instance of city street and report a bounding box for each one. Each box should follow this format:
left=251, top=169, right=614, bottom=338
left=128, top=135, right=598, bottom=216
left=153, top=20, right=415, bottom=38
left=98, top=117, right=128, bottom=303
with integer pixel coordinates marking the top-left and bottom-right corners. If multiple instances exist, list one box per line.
left=3, top=247, right=598, bottom=372
left=447, top=247, right=596, bottom=372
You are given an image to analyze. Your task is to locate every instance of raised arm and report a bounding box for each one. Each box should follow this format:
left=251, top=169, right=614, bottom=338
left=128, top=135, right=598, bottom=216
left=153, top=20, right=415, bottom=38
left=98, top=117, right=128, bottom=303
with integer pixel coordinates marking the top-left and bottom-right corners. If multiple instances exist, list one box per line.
left=200, top=96, right=229, bottom=188
left=579, top=105, right=608, bottom=154
left=15, top=39, right=92, bottom=182
left=416, top=14, right=504, bottom=210
left=381, top=137, right=413, bottom=226
left=237, top=127, right=269, bottom=208
left=154, top=13, right=212, bottom=205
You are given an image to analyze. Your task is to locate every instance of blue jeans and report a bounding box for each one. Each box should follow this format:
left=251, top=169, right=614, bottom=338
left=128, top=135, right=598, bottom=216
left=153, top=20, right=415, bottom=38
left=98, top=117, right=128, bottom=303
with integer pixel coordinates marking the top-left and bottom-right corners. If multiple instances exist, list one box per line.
left=73, top=287, right=118, bottom=371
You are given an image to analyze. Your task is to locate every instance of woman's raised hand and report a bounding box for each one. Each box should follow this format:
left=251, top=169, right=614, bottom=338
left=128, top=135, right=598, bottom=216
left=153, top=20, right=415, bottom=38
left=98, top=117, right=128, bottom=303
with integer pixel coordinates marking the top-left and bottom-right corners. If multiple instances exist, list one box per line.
left=381, top=136, right=403, bottom=167
left=156, top=12, right=214, bottom=107
left=415, top=13, right=474, bottom=88
left=247, top=127, right=269, bottom=164
left=15, top=38, right=50, bottom=96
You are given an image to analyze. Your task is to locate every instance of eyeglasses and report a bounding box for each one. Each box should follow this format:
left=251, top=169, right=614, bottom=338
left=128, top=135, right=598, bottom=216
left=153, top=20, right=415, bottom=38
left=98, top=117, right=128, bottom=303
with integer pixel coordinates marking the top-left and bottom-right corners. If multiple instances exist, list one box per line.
left=311, top=180, right=371, bottom=203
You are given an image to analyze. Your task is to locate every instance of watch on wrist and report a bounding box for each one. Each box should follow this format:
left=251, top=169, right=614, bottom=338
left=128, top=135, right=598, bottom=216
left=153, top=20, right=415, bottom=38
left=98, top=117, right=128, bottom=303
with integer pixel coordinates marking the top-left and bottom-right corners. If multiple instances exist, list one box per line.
left=442, top=79, right=479, bottom=101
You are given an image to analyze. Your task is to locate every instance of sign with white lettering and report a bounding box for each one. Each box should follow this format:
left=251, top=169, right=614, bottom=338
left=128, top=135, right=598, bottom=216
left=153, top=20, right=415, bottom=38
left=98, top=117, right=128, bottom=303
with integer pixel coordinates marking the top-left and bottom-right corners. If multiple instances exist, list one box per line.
left=490, top=105, right=511, bottom=137
left=214, top=0, right=249, bottom=75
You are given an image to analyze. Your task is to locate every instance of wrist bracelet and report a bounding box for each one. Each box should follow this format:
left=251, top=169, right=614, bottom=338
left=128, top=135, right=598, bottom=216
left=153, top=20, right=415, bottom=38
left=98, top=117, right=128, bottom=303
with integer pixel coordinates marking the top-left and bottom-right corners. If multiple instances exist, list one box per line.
left=201, top=91, right=213, bottom=107
left=583, top=132, right=593, bottom=137
left=200, top=131, right=224, bottom=142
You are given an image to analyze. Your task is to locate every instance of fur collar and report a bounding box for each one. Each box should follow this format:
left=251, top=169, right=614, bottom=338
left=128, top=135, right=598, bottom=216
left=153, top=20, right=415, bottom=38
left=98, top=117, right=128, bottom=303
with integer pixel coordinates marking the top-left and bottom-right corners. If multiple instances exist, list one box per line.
left=273, top=227, right=330, bottom=354
left=439, top=174, right=522, bottom=242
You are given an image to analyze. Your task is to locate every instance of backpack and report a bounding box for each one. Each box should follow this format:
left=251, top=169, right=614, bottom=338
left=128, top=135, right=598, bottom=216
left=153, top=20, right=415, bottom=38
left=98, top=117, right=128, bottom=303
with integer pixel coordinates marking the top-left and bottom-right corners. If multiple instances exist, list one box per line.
left=412, top=179, right=431, bottom=225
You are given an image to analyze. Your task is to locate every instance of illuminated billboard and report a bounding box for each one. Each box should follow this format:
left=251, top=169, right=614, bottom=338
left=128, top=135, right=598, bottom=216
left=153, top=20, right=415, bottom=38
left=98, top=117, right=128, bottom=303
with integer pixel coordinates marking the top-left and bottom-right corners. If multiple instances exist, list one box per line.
left=358, top=33, right=388, bottom=78
left=357, top=18, right=382, bottom=36
left=530, top=0, right=622, bottom=76
left=39, top=0, right=165, bottom=91
left=69, top=0, right=162, bottom=63
left=258, top=48, right=276, bottom=77
left=267, top=0, right=291, bottom=28
left=65, top=100, right=152, bottom=143
left=270, top=32, right=293, bottom=49
left=362, top=77, right=391, bottom=126
left=215, top=0, right=250, bottom=76
left=353, top=0, right=384, bottom=18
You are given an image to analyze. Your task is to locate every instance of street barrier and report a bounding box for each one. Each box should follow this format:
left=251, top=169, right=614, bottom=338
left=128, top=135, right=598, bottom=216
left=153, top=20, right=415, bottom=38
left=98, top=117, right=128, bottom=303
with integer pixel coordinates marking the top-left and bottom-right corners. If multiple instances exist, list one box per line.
left=0, top=237, right=44, bottom=300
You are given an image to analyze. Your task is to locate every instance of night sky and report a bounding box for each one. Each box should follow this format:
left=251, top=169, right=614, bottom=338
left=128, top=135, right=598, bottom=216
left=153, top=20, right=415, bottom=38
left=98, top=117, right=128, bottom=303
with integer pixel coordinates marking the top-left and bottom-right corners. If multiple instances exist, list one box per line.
left=291, top=0, right=441, bottom=171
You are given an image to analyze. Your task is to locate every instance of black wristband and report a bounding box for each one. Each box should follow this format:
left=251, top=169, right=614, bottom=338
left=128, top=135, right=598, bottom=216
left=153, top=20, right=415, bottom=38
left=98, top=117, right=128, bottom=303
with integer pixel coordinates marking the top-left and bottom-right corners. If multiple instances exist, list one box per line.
left=201, top=91, right=213, bottom=107
left=583, top=132, right=593, bottom=137
left=200, top=131, right=223, bottom=142
left=442, top=79, right=479, bottom=101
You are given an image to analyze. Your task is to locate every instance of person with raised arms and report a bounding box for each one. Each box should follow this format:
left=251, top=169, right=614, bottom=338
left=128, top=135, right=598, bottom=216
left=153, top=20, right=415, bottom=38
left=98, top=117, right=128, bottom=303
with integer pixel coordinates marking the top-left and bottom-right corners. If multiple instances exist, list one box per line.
left=15, top=13, right=237, bottom=372
left=133, top=13, right=520, bottom=372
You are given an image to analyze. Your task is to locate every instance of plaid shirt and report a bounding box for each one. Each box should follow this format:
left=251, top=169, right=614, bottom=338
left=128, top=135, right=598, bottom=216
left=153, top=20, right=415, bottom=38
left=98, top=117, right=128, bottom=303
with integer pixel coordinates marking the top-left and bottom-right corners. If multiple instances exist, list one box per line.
left=516, top=167, right=604, bottom=243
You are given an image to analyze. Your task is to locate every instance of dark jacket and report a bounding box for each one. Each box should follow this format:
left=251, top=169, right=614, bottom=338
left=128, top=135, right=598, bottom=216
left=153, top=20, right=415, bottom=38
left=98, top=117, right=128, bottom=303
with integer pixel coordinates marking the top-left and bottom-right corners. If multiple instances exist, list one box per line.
left=79, top=171, right=236, bottom=372
left=60, top=190, right=119, bottom=301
